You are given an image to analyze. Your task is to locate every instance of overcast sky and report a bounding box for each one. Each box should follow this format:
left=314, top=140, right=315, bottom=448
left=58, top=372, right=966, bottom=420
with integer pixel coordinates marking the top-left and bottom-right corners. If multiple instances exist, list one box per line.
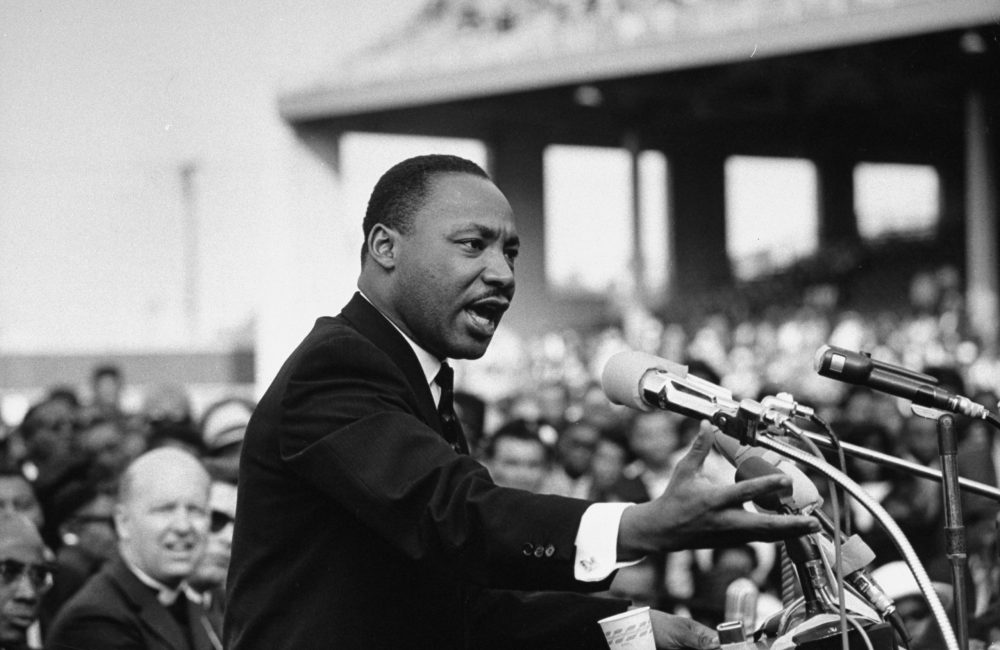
left=0, top=1, right=429, bottom=353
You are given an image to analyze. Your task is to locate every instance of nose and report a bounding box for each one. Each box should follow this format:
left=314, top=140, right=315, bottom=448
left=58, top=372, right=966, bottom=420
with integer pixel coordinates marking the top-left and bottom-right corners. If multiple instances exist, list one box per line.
left=169, top=506, right=202, bottom=533
left=482, top=245, right=515, bottom=290
left=12, top=572, right=41, bottom=600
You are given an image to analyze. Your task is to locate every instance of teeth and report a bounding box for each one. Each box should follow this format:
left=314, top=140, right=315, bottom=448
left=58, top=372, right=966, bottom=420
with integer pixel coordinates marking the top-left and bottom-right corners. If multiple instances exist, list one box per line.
left=467, top=310, right=495, bottom=332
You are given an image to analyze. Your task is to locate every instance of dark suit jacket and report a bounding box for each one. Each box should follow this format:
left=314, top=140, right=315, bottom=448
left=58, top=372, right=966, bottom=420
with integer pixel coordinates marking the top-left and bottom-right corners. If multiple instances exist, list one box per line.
left=225, top=293, right=627, bottom=649
left=45, top=556, right=219, bottom=650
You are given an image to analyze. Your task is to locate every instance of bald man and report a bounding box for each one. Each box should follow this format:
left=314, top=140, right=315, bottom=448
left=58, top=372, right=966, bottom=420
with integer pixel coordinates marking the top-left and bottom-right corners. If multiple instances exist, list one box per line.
left=46, top=448, right=219, bottom=650
left=0, top=512, right=50, bottom=650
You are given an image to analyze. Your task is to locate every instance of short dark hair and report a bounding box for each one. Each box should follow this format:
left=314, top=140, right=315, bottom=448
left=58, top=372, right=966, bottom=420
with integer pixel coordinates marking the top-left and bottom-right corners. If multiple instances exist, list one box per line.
left=92, top=363, right=122, bottom=382
left=360, top=154, right=490, bottom=264
left=485, top=418, right=550, bottom=461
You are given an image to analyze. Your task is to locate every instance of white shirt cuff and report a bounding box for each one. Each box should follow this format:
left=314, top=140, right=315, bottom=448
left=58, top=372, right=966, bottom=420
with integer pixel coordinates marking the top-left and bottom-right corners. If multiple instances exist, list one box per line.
left=574, top=502, right=641, bottom=582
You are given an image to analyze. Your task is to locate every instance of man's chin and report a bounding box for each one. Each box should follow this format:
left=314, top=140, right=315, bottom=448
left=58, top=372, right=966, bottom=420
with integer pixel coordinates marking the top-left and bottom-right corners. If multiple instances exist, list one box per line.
left=448, top=337, right=492, bottom=360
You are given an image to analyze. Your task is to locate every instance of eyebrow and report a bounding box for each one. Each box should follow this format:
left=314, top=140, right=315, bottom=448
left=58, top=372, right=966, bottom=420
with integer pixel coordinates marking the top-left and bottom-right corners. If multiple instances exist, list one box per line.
left=454, top=224, right=520, bottom=248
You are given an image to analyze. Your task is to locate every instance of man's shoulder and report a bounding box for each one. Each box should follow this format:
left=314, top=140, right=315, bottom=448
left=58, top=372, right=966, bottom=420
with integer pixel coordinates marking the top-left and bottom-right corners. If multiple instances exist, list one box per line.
left=54, top=559, right=132, bottom=614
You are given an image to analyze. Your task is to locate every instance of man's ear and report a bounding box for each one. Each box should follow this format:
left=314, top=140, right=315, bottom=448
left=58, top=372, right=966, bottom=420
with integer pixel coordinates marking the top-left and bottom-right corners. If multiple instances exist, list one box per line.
left=113, top=503, right=129, bottom=541
left=367, top=224, right=398, bottom=270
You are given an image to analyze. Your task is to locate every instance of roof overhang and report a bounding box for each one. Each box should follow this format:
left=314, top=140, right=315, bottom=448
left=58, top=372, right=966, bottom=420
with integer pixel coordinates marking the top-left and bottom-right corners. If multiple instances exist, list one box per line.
left=279, top=0, right=999, bottom=123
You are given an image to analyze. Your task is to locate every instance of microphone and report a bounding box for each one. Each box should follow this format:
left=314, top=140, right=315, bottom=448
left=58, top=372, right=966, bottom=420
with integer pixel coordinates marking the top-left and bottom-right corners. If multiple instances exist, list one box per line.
left=601, top=350, right=740, bottom=421
left=734, top=455, right=821, bottom=514
left=601, top=350, right=799, bottom=450
left=814, top=344, right=989, bottom=418
left=735, top=453, right=901, bottom=627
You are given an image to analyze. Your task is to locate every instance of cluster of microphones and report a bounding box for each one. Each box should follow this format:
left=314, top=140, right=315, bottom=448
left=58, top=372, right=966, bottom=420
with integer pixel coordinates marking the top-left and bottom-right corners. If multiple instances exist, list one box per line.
left=600, top=344, right=999, bottom=650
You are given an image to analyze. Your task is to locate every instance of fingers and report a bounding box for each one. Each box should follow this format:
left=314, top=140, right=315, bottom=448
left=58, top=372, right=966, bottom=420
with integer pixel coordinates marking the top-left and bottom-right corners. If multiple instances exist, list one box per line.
left=673, top=426, right=714, bottom=473
left=722, top=509, right=820, bottom=541
left=718, top=473, right=793, bottom=508
left=650, top=610, right=720, bottom=649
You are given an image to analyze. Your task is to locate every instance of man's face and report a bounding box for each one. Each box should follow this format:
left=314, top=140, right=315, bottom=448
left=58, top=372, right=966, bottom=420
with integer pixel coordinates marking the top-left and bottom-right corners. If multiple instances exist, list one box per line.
left=490, top=437, right=548, bottom=492
left=388, top=173, right=518, bottom=360
left=0, top=476, right=43, bottom=531
left=115, top=457, right=210, bottom=586
left=77, top=422, right=128, bottom=479
left=68, top=494, right=118, bottom=562
left=0, top=525, right=48, bottom=645
left=628, top=412, right=679, bottom=469
left=94, top=374, right=122, bottom=408
left=190, top=481, right=237, bottom=591
left=558, top=423, right=599, bottom=477
left=25, top=400, right=75, bottom=463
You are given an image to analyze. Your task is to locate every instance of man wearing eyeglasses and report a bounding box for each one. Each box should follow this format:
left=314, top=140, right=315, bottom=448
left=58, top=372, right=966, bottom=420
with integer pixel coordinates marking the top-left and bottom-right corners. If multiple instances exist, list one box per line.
left=45, top=448, right=219, bottom=650
left=0, top=511, right=51, bottom=650
left=189, top=478, right=235, bottom=642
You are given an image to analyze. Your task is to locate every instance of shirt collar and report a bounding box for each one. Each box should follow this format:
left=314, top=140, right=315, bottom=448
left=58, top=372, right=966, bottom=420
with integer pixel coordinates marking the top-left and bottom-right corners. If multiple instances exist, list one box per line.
left=357, top=289, right=445, bottom=388
left=122, top=555, right=201, bottom=606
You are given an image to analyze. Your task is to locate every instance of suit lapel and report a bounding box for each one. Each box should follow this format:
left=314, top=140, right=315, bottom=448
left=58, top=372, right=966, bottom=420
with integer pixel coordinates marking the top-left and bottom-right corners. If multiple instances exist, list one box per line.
left=188, top=597, right=222, bottom=650
left=107, top=557, right=190, bottom=650
left=340, top=293, right=443, bottom=434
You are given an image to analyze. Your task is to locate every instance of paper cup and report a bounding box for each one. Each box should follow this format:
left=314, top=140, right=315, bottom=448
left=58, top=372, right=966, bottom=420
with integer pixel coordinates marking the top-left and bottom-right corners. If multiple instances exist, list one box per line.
left=598, top=606, right=655, bottom=650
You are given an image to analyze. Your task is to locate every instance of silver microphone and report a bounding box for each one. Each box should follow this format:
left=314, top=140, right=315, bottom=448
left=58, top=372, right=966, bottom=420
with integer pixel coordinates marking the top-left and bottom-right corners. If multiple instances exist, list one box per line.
left=600, top=350, right=738, bottom=421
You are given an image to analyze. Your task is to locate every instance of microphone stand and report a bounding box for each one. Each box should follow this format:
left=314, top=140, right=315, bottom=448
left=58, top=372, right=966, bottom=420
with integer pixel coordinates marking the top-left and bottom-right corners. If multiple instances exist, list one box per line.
left=911, top=407, right=970, bottom=650
left=749, top=413, right=974, bottom=650
left=786, top=429, right=1000, bottom=504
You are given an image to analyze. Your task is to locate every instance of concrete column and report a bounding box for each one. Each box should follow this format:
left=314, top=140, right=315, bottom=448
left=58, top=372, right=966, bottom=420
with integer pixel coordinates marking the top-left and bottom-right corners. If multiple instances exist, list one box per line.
left=816, top=154, right=859, bottom=247
left=965, top=89, right=999, bottom=354
left=668, top=149, right=731, bottom=296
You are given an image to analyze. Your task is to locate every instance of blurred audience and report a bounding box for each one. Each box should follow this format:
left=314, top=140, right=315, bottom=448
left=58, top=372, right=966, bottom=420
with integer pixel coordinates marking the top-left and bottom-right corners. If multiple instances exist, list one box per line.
left=1, top=512, right=51, bottom=650
left=79, top=365, right=129, bottom=431
left=623, top=411, right=683, bottom=500
left=188, top=478, right=235, bottom=635
left=45, top=447, right=218, bottom=650
left=198, top=398, right=254, bottom=485
left=483, top=419, right=551, bottom=493
left=38, top=478, right=117, bottom=633
left=539, top=419, right=600, bottom=498
left=0, top=264, right=996, bottom=645
left=0, top=473, right=44, bottom=533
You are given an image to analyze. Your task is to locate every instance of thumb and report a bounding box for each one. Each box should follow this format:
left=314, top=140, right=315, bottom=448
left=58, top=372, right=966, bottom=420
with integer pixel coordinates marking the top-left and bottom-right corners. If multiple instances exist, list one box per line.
left=669, top=617, right=720, bottom=649
left=675, top=424, right=714, bottom=473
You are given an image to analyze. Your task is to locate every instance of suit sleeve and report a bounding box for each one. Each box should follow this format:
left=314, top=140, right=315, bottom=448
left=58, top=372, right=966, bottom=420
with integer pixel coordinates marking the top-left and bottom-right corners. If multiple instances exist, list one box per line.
left=278, top=331, right=611, bottom=592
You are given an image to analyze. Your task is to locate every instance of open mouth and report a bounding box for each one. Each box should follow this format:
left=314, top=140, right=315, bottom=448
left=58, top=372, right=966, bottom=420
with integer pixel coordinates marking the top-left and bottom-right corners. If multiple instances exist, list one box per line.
left=164, top=538, right=197, bottom=557
left=465, top=298, right=508, bottom=335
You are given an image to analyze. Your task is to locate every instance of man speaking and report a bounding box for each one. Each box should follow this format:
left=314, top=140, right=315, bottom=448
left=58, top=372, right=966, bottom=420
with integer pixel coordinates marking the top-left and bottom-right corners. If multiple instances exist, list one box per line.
left=224, top=155, right=817, bottom=649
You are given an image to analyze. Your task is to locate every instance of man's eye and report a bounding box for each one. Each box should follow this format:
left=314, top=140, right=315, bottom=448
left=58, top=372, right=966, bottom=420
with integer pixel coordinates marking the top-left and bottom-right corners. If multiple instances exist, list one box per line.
left=505, top=248, right=519, bottom=261
left=460, top=240, right=485, bottom=251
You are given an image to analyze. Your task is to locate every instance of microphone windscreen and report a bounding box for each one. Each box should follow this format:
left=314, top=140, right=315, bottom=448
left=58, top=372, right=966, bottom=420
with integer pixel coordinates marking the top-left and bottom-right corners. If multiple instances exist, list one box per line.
left=813, top=344, right=832, bottom=373
left=601, top=351, right=685, bottom=412
left=735, top=456, right=790, bottom=512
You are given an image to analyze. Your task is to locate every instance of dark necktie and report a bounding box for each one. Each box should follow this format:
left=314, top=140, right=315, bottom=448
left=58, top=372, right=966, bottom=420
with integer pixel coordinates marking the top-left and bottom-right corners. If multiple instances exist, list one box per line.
left=165, top=590, right=194, bottom=649
left=435, top=362, right=467, bottom=455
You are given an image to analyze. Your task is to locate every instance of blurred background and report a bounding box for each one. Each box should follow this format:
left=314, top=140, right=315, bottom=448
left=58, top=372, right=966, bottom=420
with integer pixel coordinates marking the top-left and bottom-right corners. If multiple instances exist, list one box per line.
left=3, top=3, right=1000, bottom=644
left=1, top=0, right=997, bottom=423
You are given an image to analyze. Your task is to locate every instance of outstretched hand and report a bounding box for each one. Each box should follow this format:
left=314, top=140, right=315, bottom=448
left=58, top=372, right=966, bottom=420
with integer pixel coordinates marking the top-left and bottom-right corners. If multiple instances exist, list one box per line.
left=618, top=423, right=820, bottom=558
left=649, top=610, right=720, bottom=649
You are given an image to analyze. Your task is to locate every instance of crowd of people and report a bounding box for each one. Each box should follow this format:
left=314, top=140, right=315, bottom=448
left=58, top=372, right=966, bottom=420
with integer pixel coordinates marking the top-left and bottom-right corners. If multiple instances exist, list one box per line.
left=1, top=261, right=998, bottom=647
left=0, top=365, right=246, bottom=650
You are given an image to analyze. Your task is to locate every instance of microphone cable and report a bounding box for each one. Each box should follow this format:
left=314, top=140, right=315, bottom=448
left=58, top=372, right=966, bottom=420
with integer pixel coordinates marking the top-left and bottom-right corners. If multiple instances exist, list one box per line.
left=770, top=423, right=852, bottom=650
left=757, top=431, right=959, bottom=650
